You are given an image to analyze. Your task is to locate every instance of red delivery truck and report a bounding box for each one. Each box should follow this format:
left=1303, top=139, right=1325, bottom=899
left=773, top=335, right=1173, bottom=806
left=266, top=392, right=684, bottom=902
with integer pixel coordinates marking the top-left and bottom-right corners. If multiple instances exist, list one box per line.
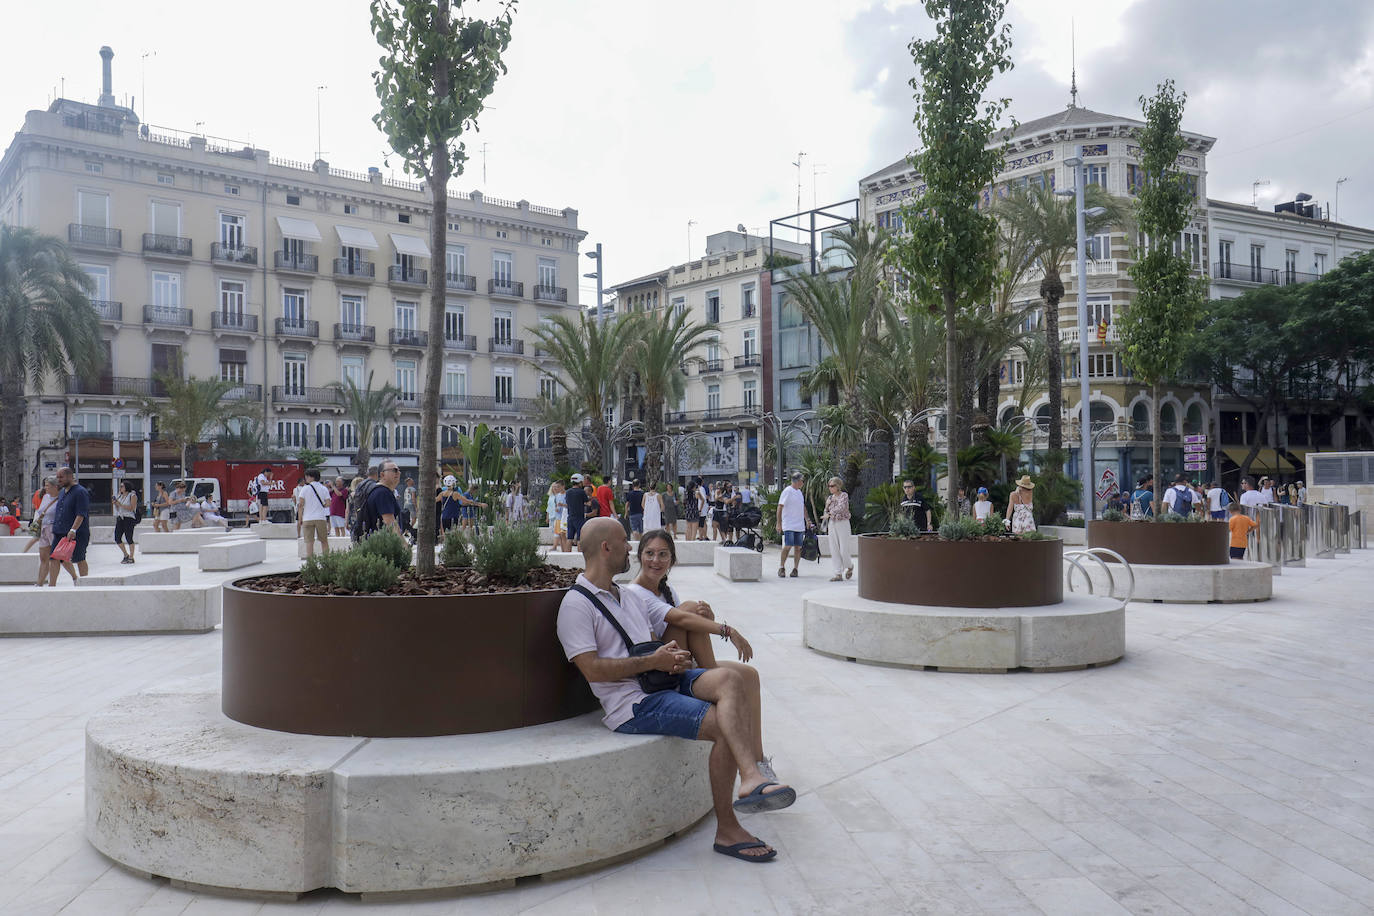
left=175, top=460, right=305, bottom=524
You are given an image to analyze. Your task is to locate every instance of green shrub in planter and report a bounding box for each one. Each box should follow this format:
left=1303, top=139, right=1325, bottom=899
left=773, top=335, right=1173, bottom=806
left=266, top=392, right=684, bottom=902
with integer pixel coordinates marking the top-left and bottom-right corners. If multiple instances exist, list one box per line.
left=300, top=550, right=401, bottom=592
left=1101, top=508, right=1127, bottom=522
left=977, top=517, right=1005, bottom=537
left=1017, top=530, right=1054, bottom=541
left=1157, top=511, right=1205, bottom=523
left=888, top=514, right=923, bottom=539
left=471, top=521, right=542, bottom=585
left=938, top=516, right=983, bottom=541
left=440, top=528, right=473, bottom=567
left=354, top=528, right=411, bottom=570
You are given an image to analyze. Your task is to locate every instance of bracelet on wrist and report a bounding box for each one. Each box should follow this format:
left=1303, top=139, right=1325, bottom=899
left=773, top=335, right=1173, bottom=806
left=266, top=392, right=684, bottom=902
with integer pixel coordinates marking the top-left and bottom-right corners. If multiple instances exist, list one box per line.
left=718, top=622, right=732, bottom=641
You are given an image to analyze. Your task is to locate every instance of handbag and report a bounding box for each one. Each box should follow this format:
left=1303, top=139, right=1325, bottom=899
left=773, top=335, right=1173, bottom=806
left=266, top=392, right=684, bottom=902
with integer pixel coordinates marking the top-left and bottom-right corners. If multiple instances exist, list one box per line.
left=50, top=536, right=76, bottom=562
left=800, top=527, right=821, bottom=562
left=570, top=584, right=680, bottom=693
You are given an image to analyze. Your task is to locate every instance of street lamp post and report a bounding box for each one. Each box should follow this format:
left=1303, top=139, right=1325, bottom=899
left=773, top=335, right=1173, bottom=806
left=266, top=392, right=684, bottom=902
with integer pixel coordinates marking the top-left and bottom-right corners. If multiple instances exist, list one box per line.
left=1064, top=147, right=1107, bottom=519
left=69, top=425, right=84, bottom=480
left=758, top=410, right=815, bottom=491
left=583, top=242, right=609, bottom=473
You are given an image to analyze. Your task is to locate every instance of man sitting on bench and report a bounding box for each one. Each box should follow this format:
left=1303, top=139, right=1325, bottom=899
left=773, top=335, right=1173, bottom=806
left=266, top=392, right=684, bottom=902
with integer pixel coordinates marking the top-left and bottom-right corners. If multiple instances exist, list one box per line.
left=557, top=517, right=795, bottom=863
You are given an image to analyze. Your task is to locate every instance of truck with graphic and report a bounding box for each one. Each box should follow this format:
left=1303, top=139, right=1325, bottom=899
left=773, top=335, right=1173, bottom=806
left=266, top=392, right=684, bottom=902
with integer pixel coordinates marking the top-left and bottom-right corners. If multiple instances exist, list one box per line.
left=172, top=460, right=305, bottom=524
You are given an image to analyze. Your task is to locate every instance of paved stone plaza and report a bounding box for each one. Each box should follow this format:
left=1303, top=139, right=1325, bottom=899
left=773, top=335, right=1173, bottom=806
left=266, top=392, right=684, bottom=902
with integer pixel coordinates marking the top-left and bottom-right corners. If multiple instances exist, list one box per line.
left=1, top=537, right=1372, bottom=914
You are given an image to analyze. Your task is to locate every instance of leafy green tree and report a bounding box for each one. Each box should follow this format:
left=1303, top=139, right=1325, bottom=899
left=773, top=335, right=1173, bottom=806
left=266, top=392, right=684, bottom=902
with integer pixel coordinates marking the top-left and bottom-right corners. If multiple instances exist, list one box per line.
left=137, top=374, right=253, bottom=477
left=891, top=0, right=1014, bottom=512
left=626, top=307, right=715, bottom=485
left=296, top=447, right=325, bottom=471
left=329, top=372, right=401, bottom=476
left=874, top=302, right=945, bottom=463
left=212, top=418, right=282, bottom=460
left=1292, top=251, right=1374, bottom=446
left=371, top=0, right=516, bottom=574
left=998, top=183, right=1125, bottom=467
left=455, top=422, right=506, bottom=522
left=0, top=226, right=103, bottom=497
left=1121, top=80, right=1208, bottom=513
left=531, top=391, right=585, bottom=472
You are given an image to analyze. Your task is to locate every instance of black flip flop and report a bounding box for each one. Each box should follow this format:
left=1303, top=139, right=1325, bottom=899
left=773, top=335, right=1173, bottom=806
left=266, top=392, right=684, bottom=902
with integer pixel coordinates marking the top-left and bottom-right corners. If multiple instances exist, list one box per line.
left=713, top=840, right=777, bottom=862
left=732, top=781, right=797, bottom=813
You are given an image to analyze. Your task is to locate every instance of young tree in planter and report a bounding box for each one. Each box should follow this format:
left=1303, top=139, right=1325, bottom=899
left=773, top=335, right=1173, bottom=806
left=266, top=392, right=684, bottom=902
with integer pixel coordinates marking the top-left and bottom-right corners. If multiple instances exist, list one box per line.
left=371, top=0, right=516, bottom=575
left=137, top=374, right=253, bottom=478
left=891, top=0, right=1014, bottom=512
left=329, top=372, right=401, bottom=476
left=1120, top=80, right=1207, bottom=514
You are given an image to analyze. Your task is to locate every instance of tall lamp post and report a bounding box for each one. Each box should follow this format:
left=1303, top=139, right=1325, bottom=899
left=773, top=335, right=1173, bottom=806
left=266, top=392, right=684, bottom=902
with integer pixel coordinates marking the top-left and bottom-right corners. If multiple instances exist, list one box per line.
left=1063, top=146, right=1107, bottom=518
left=583, top=243, right=609, bottom=474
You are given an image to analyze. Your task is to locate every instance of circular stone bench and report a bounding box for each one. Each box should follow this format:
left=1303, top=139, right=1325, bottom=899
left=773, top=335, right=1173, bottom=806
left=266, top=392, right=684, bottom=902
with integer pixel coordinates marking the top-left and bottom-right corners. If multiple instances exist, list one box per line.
left=803, top=587, right=1124, bottom=672
left=87, top=684, right=712, bottom=897
left=1077, top=559, right=1272, bottom=603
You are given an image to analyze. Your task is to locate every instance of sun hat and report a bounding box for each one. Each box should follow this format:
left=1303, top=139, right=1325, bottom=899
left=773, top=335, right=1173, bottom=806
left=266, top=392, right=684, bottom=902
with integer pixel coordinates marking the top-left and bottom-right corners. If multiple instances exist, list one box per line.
left=442, top=475, right=457, bottom=488
left=571, top=473, right=584, bottom=483
left=977, top=487, right=989, bottom=495
left=1014, top=475, right=1035, bottom=490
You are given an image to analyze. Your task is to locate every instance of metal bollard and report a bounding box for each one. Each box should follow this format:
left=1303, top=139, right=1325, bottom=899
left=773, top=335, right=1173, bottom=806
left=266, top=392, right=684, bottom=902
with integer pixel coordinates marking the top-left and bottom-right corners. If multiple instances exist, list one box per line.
left=1332, top=504, right=1351, bottom=554
left=1255, top=506, right=1283, bottom=571
left=1274, top=503, right=1305, bottom=567
left=1305, top=503, right=1335, bottom=560
left=1351, top=510, right=1367, bottom=550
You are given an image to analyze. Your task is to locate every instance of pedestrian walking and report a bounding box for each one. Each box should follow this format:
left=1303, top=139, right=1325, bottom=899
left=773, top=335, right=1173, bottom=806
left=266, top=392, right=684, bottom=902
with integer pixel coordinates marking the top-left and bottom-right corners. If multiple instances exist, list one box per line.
left=1162, top=474, right=1195, bottom=516
left=1006, top=475, right=1036, bottom=534
left=22, top=477, right=64, bottom=586
left=973, top=487, right=993, bottom=521
left=49, top=466, right=91, bottom=586
left=1131, top=476, right=1155, bottom=518
left=661, top=482, right=678, bottom=535
left=776, top=472, right=814, bottom=578
left=899, top=480, right=932, bottom=529
left=299, top=469, right=333, bottom=558
left=626, top=479, right=645, bottom=536
left=330, top=477, right=349, bottom=537
left=820, top=476, right=853, bottom=582
left=547, top=481, right=569, bottom=552
left=1206, top=480, right=1230, bottom=519
left=565, top=473, right=589, bottom=546
left=1238, top=476, right=1265, bottom=508
left=152, top=481, right=172, bottom=532
left=1227, top=501, right=1258, bottom=559
left=683, top=481, right=700, bottom=536
left=643, top=482, right=663, bottom=534
left=112, top=479, right=138, bottom=564
left=401, top=477, right=418, bottom=540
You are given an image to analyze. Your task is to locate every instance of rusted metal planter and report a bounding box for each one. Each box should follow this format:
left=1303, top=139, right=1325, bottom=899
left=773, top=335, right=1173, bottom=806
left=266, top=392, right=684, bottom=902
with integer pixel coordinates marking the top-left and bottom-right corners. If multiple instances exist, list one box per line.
left=1086, top=520, right=1229, bottom=566
left=222, top=578, right=597, bottom=738
left=856, top=534, right=1063, bottom=608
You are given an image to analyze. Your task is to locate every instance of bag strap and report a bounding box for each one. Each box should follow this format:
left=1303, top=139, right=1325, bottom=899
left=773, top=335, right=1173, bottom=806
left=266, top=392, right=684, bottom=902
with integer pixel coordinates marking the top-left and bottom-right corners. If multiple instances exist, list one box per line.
left=310, top=483, right=328, bottom=509
left=571, top=583, right=636, bottom=653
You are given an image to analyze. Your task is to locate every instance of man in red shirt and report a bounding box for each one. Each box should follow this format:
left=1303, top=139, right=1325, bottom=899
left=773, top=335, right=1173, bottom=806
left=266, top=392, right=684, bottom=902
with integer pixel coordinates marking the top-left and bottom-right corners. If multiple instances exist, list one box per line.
left=594, top=481, right=615, bottom=518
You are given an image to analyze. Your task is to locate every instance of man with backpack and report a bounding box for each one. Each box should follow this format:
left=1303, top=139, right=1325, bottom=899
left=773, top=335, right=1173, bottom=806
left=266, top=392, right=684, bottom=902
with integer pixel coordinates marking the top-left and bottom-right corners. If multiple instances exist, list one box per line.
left=1206, top=480, right=1230, bottom=520
left=249, top=467, right=273, bottom=523
left=1161, top=474, right=1195, bottom=517
left=351, top=462, right=401, bottom=542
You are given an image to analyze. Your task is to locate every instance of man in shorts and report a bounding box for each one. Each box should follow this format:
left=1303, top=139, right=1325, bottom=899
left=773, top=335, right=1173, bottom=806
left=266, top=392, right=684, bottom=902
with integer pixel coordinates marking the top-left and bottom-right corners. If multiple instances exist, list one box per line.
left=776, top=472, right=813, bottom=578
left=49, top=466, right=91, bottom=585
left=557, top=518, right=795, bottom=863
left=565, top=473, right=588, bottom=546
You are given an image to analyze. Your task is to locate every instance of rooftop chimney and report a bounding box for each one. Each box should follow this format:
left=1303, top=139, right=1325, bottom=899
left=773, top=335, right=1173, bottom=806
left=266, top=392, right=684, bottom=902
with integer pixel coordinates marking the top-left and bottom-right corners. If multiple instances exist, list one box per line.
left=98, top=46, right=115, bottom=108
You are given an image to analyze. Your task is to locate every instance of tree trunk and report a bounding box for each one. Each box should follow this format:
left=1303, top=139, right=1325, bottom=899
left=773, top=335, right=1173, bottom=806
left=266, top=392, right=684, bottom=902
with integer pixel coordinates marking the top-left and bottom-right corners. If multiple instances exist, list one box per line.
left=552, top=427, right=569, bottom=471
left=1151, top=382, right=1162, bottom=516
left=587, top=412, right=607, bottom=476
left=2, top=383, right=26, bottom=499
left=643, top=398, right=665, bottom=485
left=943, top=288, right=959, bottom=515
left=415, top=0, right=452, bottom=575
left=958, top=348, right=978, bottom=448
left=355, top=440, right=373, bottom=480
left=1041, top=275, right=1065, bottom=470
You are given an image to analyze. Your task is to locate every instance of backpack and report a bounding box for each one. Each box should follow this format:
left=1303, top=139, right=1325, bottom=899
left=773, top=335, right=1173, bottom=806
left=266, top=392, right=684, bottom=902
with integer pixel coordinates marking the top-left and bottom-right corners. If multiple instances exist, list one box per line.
left=247, top=476, right=261, bottom=498
left=350, top=479, right=379, bottom=543
left=1219, top=489, right=1231, bottom=508
left=133, top=499, right=145, bottom=524
left=1171, top=486, right=1193, bottom=516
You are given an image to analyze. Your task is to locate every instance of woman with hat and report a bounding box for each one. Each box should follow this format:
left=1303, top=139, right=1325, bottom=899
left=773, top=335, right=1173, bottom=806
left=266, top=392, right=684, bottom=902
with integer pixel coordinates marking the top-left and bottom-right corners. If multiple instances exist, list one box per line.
left=1006, top=475, right=1037, bottom=534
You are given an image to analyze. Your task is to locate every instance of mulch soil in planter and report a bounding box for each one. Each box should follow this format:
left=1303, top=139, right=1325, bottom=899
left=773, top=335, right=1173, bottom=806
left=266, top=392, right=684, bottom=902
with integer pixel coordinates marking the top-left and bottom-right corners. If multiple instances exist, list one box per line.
left=239, top=564, right=580, bottom=597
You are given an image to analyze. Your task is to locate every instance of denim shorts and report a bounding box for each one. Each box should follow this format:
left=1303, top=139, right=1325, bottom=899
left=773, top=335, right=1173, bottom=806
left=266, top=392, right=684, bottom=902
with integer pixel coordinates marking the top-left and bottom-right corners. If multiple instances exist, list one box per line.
left=782, top=529, right=805, bottom=546
left=615, top=668, right=709, bottom=740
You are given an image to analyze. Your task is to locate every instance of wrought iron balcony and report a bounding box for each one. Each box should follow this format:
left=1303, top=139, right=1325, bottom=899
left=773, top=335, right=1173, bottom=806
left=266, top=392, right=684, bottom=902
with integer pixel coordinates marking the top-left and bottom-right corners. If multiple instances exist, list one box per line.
left=665, top=407, right=757, bottom=426
left=275, top=318, right=319, bottom=338
left=211, top=312, right=259, bottom=333
left=489, top=337, right=524, bottom=355
left=443, top=334, right=478, bottom=352
left=445, top=272, right=477, bottom=292
left=389, top=328, right=429, bottom=348
left=143, top=304, right=193, bottom=328
left=333, top=258, right=375, bottom=279
left=700, top=359, right=725, bottom=373
left=439, top=394, right=541, bottom=414
left=91, top=299, right=122, bottom=322
left=533, top=346, right=554, bottom=358
left=142, top=233, right=192, bottom=257
left=334, top=323, right=376, bottom=343
left=488, top=279, right=523, bottom=298
left=211, top=243, right=258, bottom=266
left=68, top=224, right=121, bottom=249
left=219, top=383, right=263, bottom=402
left=734, top=354, right=761, bottom=369
left=66, top=375, right=168, bottom=398
left=274, top=251, right=318, bottom=273
left=1211, top=262, right=1317, bottom=287
left=271, top=385, right=341, bottom=407
left=533, top=284, right=567, bottom=303
left=395, top=391, right=419, bottom=408
left=387, top=265, right=428, bottom=285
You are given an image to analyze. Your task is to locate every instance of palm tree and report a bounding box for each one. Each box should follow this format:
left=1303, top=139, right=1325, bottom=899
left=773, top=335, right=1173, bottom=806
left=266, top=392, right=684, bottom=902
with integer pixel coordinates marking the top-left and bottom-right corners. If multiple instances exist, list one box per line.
left=136, top=374, right=255, bottom=477
left=998, top=184, right=1124, bottom=470
left=874, top=301, right=946, bottom=468
left=0, top=226, right=103, bottom=496
left=526, top=311, right=635, bottom=474
left=531, top=392, right=587, bottom=472
left=329, top=372, right=401, bottom=474
left=627, top=307, right=714, bottom=485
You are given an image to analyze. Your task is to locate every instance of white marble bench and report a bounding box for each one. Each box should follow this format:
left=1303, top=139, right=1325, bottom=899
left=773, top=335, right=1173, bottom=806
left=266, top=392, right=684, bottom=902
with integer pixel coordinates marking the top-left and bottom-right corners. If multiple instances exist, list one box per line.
left=1078, top=560, right=1272, bottom=603
left=253, top=521, right=298, bottom=540
left=199, top=537, right=268, bottom=571
left=715, top=546, right=763, bottom=581
left=0, top=552, right=40, bottom=584
left=0, top=537, right=34, bottom=554
left=296, top=536, right=353, bottom=559
left=77, top=566, right=181, bottom=587
left=86, top=683, right=710, bottom=896
left=1, top=584, right=220, bottom=636
left=139, top=529, right=237, bottom=553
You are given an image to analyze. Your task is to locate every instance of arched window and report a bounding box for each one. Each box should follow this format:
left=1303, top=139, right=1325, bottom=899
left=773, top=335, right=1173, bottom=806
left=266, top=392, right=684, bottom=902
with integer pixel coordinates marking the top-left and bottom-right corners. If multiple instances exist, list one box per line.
left=1184, top=403, right=1204, bottom=435
left=1131, top=402, right=1149, bottom=434
left=1160, top=403, right=1178, bottom=434
left=998, top=406, right=1020, bottom=427
left=1035, top=403, right=1054, bottom=432
left=1090, top=401, right=1115, bottom=425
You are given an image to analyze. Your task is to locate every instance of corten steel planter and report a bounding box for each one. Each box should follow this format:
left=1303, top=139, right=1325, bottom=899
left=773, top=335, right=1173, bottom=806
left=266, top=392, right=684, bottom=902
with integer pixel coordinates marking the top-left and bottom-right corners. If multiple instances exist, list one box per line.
left=857, top=534, right=1063, bottom=608
left=222, top=579, right=597, bottom=737
left=1086, top=520, right=1229, bottom=566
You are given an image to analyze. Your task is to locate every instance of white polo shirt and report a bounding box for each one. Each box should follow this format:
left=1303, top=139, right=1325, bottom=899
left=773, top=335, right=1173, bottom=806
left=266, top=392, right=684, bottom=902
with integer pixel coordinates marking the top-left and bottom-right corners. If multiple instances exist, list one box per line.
left=556, top=573, right=670, bottom=730
left=300, top=481, right=332, bottom=522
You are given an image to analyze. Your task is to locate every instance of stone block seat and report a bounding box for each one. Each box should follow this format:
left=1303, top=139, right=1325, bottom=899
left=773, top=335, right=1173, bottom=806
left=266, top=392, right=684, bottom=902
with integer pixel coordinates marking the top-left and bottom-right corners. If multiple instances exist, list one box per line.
left=139, top=529, right=236, bottom=554
left=0, top=537, right=35, bottom=553
left=253, top=521, right=298, bottom=540
left=296, top=536, right=353, bottom=559
left=76, top=566, right=181, bottom=587
left=86, top=682, right=711, bottom=897
left=714, top=545, right=762, bottom=581
left=0, top=552, right=41, bottom=584
left=198, top=536, right=267, bottom=571
left=1, top=584, right=220, bottom=636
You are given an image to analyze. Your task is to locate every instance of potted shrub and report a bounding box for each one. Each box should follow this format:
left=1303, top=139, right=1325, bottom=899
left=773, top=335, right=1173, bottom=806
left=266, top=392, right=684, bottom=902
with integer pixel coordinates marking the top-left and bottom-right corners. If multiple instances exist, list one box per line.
left=221, top=524, right=597, bottom=738
left=857, top=515, right=1063, bottom=608
left=1086, top=508, right=1229, bottom=565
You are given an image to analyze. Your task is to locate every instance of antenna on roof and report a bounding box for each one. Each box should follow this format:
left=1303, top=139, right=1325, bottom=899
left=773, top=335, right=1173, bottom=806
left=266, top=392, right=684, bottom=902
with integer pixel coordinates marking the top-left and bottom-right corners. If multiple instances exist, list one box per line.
left=1069, top=21, right=1079, bottom=109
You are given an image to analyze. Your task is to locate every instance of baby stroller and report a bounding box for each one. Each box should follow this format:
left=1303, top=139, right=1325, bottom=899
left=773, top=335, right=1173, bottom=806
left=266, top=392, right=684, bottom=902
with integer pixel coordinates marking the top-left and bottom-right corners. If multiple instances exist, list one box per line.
left=723, top=505, right=764, bottom=552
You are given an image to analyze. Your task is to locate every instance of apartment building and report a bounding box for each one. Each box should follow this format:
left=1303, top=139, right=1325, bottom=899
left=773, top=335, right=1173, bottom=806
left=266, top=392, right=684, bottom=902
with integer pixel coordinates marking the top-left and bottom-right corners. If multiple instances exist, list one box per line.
left=0, top=49, right=584, bottom=497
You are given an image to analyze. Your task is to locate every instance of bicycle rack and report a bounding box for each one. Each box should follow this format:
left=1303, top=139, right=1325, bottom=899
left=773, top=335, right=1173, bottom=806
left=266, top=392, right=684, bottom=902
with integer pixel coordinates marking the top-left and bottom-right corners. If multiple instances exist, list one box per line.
left=1064, top=548, right=1135, bottom=609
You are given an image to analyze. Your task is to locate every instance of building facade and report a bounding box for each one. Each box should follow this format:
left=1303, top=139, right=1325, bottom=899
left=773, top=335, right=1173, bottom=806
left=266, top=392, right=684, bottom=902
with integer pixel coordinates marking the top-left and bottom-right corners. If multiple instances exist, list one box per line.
left=0, top=53, right=583, bottom=498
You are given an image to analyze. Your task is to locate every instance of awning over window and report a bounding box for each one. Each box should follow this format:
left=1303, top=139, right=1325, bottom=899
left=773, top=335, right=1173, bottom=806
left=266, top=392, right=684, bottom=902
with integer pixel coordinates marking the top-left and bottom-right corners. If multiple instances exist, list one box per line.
left=389, top=232, right=431, bottom=259
left=275, top=215, right=323, bottom=242
left=1220, top=447, right=1296, bottom=472
left=335, top=225, right=379, bottom=249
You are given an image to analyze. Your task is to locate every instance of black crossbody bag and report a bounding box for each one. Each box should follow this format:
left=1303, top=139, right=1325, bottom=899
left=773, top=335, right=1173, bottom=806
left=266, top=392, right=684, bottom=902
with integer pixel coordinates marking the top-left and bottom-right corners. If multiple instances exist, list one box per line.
left=570, top=584, right=680, bottom=693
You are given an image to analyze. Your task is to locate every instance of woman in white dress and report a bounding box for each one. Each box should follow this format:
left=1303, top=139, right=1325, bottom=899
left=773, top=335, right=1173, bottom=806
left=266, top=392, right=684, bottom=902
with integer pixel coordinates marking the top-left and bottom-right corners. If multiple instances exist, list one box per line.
left=642, top=483, right=663, bottom=533
left=1005, top=475, right=1037, bottom=534
left=23, top=478, right=66, bottom=586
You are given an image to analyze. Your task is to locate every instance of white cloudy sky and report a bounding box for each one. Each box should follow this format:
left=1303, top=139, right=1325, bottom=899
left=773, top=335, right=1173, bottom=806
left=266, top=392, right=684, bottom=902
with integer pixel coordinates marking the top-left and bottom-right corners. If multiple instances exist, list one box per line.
left=4, top=0, right=1371, bottom=302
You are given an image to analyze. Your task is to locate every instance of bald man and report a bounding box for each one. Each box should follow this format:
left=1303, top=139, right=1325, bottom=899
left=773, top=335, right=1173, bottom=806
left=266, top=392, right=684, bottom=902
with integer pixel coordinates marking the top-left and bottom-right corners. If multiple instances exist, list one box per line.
left=556, top=517, right=794, bottom=864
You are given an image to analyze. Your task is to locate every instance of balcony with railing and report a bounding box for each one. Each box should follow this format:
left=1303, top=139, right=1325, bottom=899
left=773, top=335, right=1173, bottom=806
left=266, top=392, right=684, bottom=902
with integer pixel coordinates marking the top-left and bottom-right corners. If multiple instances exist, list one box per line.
left=66, top=375, right=168, bottom=398
left=733, top=354, right=761, bottom=369
left=68, top=224, right=122, bottom=250
left=211, top=243, right=258, bottom=267
left=443, top=334, right=478, bottom=352
left=333, top=257, right=375, bottom=279
left=211, top=312, right=259, bottom=334
left=333, top=323, right=376, bottom=344
left=389, top=328, right=429, bottom=348
left=271, top=386, right=341, bottom=407
left=220, top=383, right=263, bottom=402
left=142, top=233, right=192, bottom=258
left=488, top=279, right=524, bottom=299
left=533, top=284, right=567, bottom=303
left=91, top=299, right=122, bottom=323
left=1061, top=325, right=1120, bottom=345
left=387, top=265, right=428, bottom=286
left=274, top=251, right=319, bottom=274
left=274, top=317, right=319, bottom=339
left=665, top=407, right=758, bottom=426
left=445, top=272, right=477, bottom=292
left=489, top=337, right=524, bottom=355
left=1212, top=262, right=1320, bottom=287
left=143, top=304, right=193, bottom=329
left=395, top=391, right=420, bottom=409
left=700, top=359, right=725, bottom=374
left=439, top=394, right=542, bottom=414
